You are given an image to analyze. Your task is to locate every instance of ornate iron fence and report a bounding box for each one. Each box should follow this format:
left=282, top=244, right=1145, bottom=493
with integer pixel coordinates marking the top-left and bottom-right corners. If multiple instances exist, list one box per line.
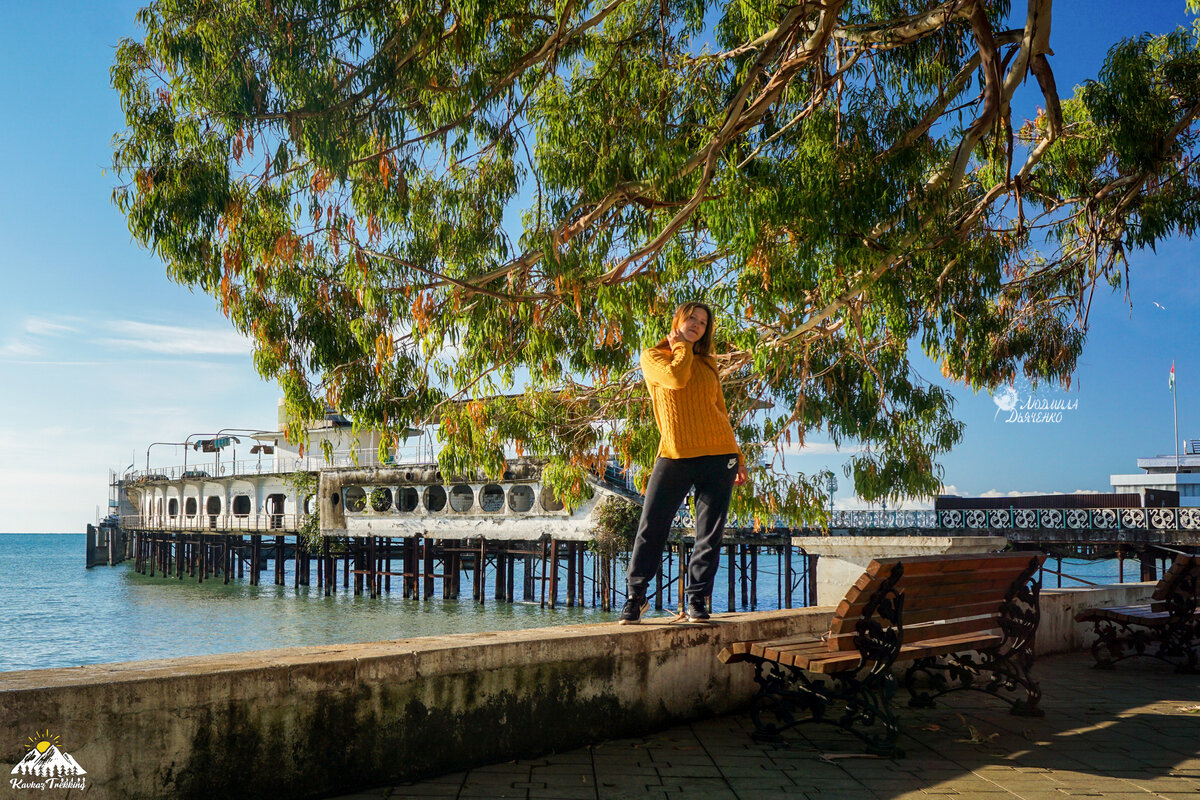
left=821, top=508, right=1200, bottom=532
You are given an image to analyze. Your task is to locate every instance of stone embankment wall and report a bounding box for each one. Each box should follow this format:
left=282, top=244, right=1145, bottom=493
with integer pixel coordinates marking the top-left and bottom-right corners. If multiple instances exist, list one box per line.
left=0, top=583, right=1154, bottom=800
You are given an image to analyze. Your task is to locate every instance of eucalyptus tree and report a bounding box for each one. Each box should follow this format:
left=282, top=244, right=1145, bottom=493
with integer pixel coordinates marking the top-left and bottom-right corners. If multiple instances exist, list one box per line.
left=112, top=0, right=1200, bottom=524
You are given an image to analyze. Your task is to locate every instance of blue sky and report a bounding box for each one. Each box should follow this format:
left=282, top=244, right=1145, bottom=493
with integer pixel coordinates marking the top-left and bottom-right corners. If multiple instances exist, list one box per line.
left=0, top=1, right=1197, bottom=532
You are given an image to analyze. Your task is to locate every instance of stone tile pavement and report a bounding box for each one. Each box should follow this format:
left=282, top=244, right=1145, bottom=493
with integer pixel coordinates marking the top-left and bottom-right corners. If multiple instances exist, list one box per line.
left=330, top=651, right=1200, bottom=800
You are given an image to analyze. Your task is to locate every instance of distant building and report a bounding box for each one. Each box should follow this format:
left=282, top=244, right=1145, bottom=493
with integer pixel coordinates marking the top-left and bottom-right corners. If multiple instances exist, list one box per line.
left=1109, top=439, right=1200, bottom=507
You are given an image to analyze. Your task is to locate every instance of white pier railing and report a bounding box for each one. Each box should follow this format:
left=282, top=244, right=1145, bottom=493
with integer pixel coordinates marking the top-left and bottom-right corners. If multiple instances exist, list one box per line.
left=127, top=445, right=431, bottom=482
left=122, top=514, right=307, bottom=532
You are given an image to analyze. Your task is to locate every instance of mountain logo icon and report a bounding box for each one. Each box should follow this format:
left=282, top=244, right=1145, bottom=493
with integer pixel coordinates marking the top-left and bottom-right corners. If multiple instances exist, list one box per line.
left=11, top=730, right=86, bottom=777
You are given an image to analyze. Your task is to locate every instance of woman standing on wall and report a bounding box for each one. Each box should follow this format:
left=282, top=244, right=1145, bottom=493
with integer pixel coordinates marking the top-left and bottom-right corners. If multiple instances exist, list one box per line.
left=620, top=302, right=748, bottom=624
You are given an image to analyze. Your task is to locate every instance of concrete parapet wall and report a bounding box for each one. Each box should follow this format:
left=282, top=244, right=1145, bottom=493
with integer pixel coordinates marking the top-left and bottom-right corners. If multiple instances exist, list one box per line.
left=1037, top=581, right=1156, bottom=656
left=0, top=609, right=830, bottom=800
left=0, top=581, right=1158, bottom=800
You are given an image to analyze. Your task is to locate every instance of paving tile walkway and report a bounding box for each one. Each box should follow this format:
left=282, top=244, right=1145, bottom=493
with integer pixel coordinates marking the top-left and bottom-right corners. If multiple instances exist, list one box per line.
left=330, top=651, right=1200, bottom=800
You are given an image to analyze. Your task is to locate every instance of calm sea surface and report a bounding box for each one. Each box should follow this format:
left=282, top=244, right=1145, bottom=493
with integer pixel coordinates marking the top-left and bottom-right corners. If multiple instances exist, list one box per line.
left=0, top=533, right=615, bottom=673
left=0, top=533, right=1134, bottom=673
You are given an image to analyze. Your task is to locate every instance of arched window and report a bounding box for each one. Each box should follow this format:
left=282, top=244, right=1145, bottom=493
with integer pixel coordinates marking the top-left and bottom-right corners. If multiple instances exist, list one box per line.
left=232, top=495, right=251, bottom=517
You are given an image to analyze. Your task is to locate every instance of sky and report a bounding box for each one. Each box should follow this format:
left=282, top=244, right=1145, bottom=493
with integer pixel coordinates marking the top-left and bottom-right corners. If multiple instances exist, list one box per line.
left=0, top=1, right=1198, bottom=532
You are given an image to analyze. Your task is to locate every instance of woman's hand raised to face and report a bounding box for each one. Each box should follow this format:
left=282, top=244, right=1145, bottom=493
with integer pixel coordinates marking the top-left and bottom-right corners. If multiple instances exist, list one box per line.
left=666, top=329, right=688, bottom=349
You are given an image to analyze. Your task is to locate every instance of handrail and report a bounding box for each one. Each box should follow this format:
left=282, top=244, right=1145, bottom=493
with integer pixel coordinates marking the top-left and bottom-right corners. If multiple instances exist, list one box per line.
left=121, top=513, right=306, bottom=532
left=126, top=445, right=429, bottom=482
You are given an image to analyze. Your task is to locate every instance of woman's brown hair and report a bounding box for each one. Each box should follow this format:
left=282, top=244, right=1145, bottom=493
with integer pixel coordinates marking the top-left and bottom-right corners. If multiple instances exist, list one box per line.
left=671, top=302, right=715, bottom=357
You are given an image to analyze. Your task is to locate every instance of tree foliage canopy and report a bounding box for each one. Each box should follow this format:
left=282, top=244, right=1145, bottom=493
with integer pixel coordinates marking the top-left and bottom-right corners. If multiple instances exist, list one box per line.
left=112, top=0, right=1200, bottom=523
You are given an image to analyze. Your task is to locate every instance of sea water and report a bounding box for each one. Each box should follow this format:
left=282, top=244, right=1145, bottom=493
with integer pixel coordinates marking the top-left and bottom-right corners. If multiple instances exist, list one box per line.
left=0, top=534, right=613, bottom=672
left=0, top=533, right=1136, bottom=673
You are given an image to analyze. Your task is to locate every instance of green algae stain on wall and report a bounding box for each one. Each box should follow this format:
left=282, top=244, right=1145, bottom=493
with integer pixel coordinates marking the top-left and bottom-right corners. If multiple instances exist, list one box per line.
left=167, top=654, right=667, bottom=800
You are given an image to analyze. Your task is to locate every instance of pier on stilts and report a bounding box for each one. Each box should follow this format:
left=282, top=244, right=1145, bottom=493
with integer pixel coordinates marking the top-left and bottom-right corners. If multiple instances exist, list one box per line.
left=115, top=460, right=1200, bottom=611
left=125, top=523, right=819, bottom=612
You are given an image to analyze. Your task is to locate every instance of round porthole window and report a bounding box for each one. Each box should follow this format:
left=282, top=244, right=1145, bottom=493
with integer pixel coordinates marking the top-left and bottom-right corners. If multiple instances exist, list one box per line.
left=508, top=485, right=534, bottom=513
left=397, top=486, right=419, bottom=512
left=449, top=485, right=474, bottom=512
left=370, top=487, right=393, bottom=512
left=344, top=486, right=366, bottom=512
left=539, top=486, right=565, bottom=512
left=480, top=484, right=505, bottom=513
left=424, top=485, right=447, bottom=512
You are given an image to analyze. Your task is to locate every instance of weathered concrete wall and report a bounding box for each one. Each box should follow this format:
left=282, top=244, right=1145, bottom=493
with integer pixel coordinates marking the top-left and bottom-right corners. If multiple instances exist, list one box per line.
left=1037, top=582, right=1155, bottom=656
left=0, top=610, right=830, bottom=800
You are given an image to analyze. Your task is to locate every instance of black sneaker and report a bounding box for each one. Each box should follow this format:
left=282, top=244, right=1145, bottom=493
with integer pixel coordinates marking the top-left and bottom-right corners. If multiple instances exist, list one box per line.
left=685, top=596, right=710, bottom=622
left=618, top=595, right=649, bottom=625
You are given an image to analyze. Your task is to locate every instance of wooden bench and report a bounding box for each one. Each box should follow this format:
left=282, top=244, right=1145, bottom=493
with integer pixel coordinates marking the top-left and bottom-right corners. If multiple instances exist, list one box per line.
left=1075, top=553, right=1199, bottom=673
left=718, top=551, right=1046, bottom=756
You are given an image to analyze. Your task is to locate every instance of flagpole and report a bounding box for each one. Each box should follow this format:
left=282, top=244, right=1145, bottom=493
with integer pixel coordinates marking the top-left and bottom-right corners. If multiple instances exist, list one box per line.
left=1171, top=362, right=1179, bottom=473
left=1175, top=376, right=1180, bottom=474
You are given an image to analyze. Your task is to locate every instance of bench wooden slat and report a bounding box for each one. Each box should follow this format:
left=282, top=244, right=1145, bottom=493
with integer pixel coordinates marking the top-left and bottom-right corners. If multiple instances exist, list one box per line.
left=835, top=567, right=1033, bottom=618
left=721, top=630, right=1007, bottom=674
left=823, top=614, right=1000, bottom=651
left=755, top=640, right=827, bottom=668
left=864, top=552, right=1037, bottom=578
left=1075, top=605, right=1171, bottom=626
left=1151, top=556, right=1200, bottom=602
left=835, top=592, right=1012, bottom=628
left=830, top=584, right=1016, bottom=650
left=716, top=640, right=756, bottom=664
left=802, top=632, right=1004, bottom=674
left=837, top=597, right=1003, bottom=630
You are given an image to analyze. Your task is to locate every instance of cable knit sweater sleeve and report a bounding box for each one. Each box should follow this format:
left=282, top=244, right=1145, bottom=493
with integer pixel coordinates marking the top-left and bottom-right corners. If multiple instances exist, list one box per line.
left=712, top=383, right=746, bottom=469
left=641, top=344, right=744, bottom=466
left=639, top=342, right=694, bottom=388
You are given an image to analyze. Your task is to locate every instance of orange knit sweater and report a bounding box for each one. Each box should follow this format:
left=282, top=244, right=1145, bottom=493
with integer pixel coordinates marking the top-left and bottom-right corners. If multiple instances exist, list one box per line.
left=640, top=341, right=744, bottom=466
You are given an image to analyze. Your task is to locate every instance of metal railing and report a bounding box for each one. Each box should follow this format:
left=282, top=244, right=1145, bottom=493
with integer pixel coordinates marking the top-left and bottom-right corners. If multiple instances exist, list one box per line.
left=826, top=507, right=1200, bottom=532
left=122, top=513, right=306, bottom=532
left=125, top=445, right=431, bottom=483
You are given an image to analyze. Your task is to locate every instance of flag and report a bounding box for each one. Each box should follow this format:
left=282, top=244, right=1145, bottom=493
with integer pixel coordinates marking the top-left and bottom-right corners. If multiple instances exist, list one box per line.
left=1170, top=362, right=1176, bottom=393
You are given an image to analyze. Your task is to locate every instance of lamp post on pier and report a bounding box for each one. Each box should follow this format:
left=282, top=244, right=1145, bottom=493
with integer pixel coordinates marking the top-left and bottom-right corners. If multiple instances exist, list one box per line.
left=212, top=428, right=274, bottom=476
left=146, top=442, right=187, bottom=476
left=826, top=473, right=838, bottom=522
left=182, top=432, right=220, bottom=477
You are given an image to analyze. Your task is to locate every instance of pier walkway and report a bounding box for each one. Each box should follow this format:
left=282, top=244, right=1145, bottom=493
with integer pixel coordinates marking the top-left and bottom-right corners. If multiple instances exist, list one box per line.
left=334, top=651, right=1200, bottom=800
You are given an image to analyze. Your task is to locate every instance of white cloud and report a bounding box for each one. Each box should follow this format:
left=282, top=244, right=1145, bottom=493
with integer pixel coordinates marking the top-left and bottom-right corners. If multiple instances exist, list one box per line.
left=0, top=315, right=82, bottom=358
left=833, top=496, right=938, bottom=511
left=0, top=339, right=40, bottom=358
left=99, top=320, right=252, bottom=356
left=24, top=317, right=78, bottom=337
left=977, top=488, right=1097, bottom=498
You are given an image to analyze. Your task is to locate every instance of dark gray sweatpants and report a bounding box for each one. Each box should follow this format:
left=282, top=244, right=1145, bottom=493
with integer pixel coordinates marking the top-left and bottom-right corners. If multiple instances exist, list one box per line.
left=626, top=453, right=739, bottom=601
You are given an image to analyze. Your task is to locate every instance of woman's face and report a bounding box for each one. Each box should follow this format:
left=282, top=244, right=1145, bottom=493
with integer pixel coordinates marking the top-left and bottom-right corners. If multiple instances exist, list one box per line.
left=678, top=307, right=709, bottom=343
